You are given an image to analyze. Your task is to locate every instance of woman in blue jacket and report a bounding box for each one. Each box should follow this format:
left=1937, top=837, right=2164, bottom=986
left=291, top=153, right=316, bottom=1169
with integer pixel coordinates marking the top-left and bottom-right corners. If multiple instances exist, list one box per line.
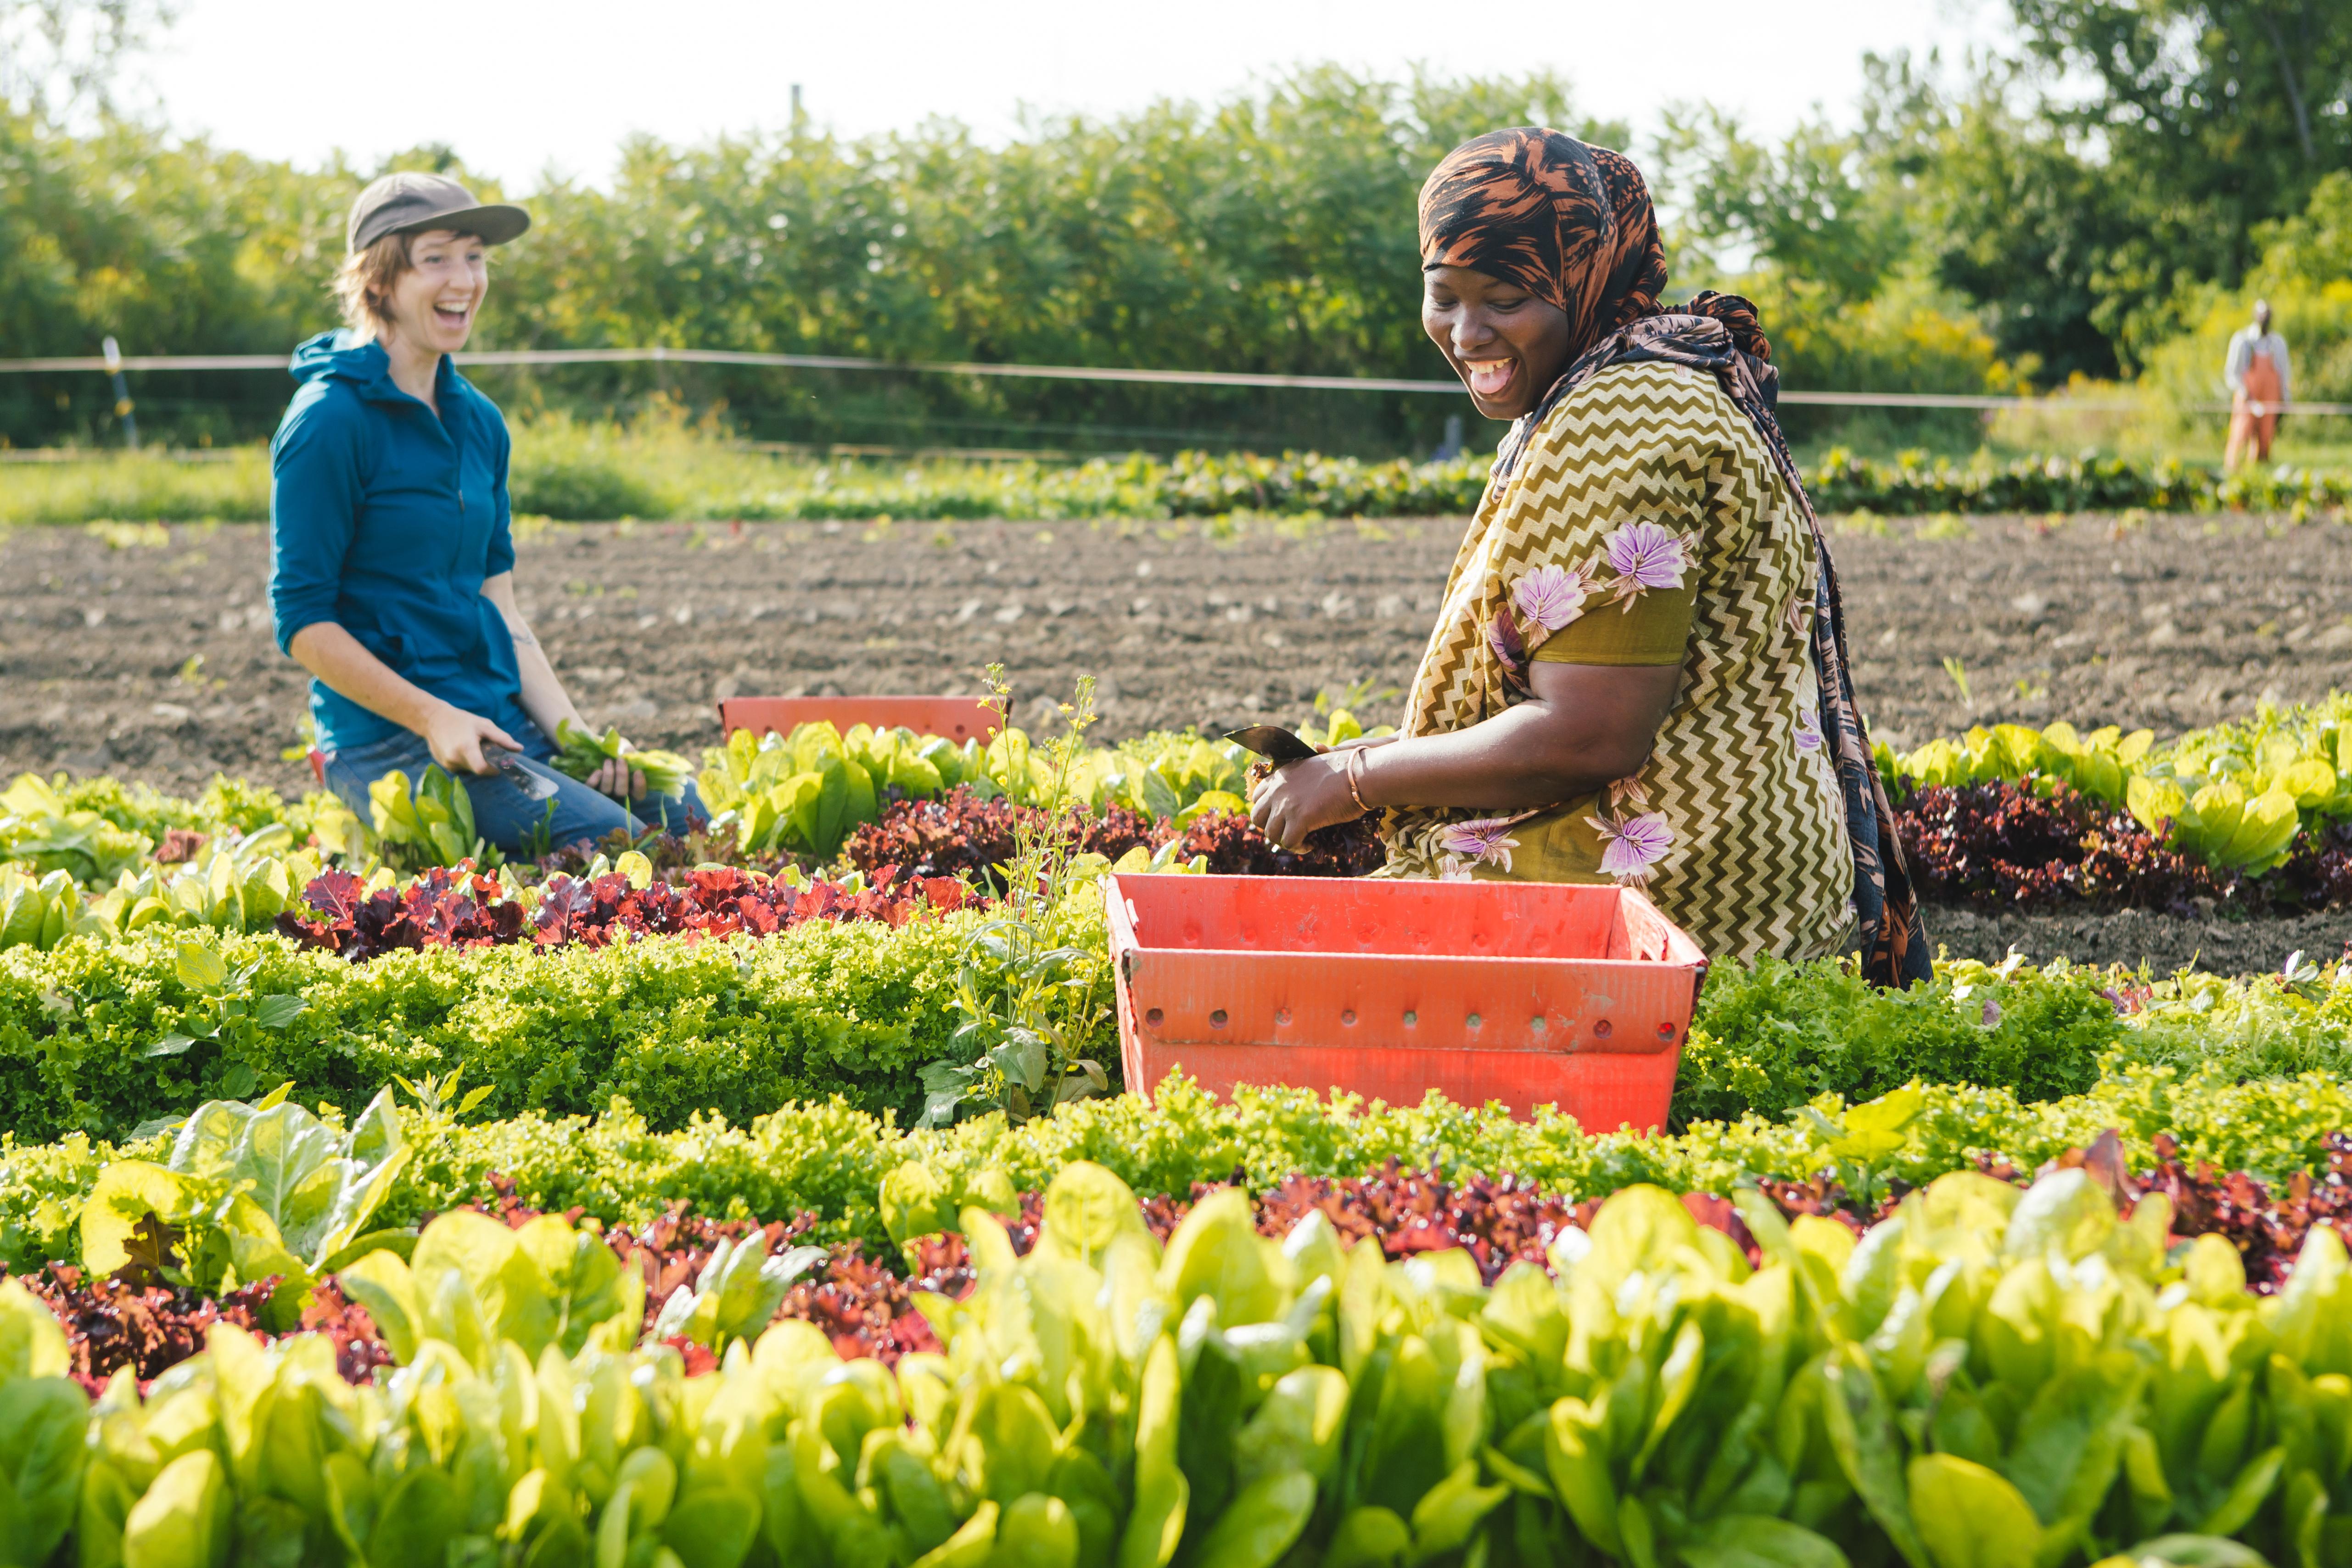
left=270, top=172, right=702, bottom=854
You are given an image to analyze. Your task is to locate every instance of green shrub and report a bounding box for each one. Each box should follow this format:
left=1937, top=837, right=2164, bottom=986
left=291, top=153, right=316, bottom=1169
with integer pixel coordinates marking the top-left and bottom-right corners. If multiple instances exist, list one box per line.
left=507, top=449, right=663, bottom=520
left=505, top=455, right=659, bottom=520
left=0, top=452, right=272, bottom=524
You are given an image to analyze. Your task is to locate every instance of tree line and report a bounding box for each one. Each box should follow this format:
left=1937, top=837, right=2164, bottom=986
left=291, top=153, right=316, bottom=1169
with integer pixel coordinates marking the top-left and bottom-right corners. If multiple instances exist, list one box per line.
left=3, top=0, right=2349, bottom=453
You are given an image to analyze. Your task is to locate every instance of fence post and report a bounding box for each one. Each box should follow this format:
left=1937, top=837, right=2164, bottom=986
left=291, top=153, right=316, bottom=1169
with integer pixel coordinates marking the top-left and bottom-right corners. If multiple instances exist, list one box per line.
left=101, top=336, right=140, bottom=451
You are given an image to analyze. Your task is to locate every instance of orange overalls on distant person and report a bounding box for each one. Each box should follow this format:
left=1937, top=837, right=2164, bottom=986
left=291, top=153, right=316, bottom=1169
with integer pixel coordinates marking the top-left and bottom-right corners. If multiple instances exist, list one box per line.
left=2225, top=306, right=2289, bottom=470
left=2230, top=348, right=2282, bottom=467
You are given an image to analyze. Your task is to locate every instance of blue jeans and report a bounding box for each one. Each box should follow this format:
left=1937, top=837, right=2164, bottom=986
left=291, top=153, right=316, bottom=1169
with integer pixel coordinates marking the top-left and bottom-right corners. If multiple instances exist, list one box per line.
left=321, top=720, right=706, bottom=858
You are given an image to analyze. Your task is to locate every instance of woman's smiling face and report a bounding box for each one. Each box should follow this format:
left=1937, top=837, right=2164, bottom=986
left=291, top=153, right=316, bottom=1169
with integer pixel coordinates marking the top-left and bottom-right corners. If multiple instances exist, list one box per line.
left=382, top=228, right=490, bottom=355
left=1422, top=264, right=1574, bottom=421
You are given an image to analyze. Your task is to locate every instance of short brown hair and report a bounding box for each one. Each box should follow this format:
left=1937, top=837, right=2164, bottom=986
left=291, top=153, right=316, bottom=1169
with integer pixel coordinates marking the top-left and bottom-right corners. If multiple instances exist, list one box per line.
left=330, top=227, right=484, bottom=335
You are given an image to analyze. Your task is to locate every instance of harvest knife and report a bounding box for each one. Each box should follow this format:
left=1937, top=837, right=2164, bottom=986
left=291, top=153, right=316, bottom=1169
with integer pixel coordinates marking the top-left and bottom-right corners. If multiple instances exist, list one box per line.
left=1223, top=725, right=1319, bottom=766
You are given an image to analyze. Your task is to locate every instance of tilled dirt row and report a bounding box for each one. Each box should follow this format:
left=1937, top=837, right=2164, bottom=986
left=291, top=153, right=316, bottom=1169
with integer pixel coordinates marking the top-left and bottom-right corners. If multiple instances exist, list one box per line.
left=1926, top=907, right=2352, bottom=975
left=6, top=510, right=2352, bottom=969
left=8, top=510, right=2351, bottom=798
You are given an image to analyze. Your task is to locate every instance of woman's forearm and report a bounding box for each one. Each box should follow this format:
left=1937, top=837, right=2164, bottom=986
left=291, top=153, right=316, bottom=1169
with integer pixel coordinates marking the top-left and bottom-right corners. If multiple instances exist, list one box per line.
left=1358, top=711, right=1629, bottom=810
left=1249, top=662, right=1680, bottom=850
left=1359, top=663, right=1682, bottom=811
left=481, top=574, right=582, bottom=739
left=505, top=621, right=580, bottom=739
left=288, top=622, right=453, bottom=735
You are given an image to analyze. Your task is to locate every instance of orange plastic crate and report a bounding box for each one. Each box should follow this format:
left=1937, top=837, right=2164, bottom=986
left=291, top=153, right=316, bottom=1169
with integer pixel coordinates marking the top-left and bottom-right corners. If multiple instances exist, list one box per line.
left=717, top=696, right=1002, bottom=745
left=1107, top=874, right=1707, bottom=1131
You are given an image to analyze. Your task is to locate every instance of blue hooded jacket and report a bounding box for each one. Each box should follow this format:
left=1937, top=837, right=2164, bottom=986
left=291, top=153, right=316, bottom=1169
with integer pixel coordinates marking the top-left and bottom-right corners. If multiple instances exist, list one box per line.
left=269, top=330, right=531, bottom=754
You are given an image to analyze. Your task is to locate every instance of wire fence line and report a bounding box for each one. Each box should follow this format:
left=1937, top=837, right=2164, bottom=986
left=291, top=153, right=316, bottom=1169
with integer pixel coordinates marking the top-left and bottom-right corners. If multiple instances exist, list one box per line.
left=1, top=344, right=2335, bottom=415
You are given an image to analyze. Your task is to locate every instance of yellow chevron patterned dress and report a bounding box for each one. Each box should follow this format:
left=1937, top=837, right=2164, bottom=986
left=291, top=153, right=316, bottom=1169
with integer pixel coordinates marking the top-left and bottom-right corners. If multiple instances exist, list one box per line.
left=1381, top=359, right=1857, bottom=963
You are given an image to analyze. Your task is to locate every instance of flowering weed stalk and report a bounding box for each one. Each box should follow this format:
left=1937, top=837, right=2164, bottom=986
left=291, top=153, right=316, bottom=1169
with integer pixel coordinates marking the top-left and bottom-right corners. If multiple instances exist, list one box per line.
left=922, top=666, right=1115, bottom=1126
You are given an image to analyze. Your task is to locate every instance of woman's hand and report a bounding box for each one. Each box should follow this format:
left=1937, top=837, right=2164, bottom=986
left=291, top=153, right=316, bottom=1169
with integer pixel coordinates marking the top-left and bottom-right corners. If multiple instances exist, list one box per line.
left=1249, top=754, right=1367, bottom=851
left=423, top=702, right=522, bottom=775
left=584, top=745, right=648, bottom=803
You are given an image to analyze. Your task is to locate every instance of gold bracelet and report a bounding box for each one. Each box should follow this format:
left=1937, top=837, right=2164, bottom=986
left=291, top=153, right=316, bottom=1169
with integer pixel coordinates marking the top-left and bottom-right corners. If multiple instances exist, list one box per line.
left=1344, top=745, right=1372, bottom=815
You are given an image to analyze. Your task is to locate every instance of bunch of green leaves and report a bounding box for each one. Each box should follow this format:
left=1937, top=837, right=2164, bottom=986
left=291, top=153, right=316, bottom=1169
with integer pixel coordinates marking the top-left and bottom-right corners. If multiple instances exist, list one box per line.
left=59, top=824, right=315, bottom=943
left=0, top=1280, right=85, bottom=1567
left=2134, top=774, right=2310, bottom=874
left=31, top=1148, right=2352, bottom=1566
left=0, top=805, right=319, bottom=950
left=0, top=771, right=339, bottom=892
left=1489, top=1166, right=2315, bottom=1568
left=2107, top=964, right=2352, bottom=1084
left=842, top=721, right=961, bottom=797
left=1085, top=728, right=1251, bottom=825
left=700, top=714, right=1357, bottom=858
left=1892, top=721, right=2154, bottom=807
left=1079, top=714, right=1395, bottom=826
left=1785, top=1079, right=1931, bottom=1209
left=550, top=717, right=697, bottom=800
left=0, top=909, right=978, bottom=1145
left=75, top=1083, right=409, bottom=1327
left=336, top=1205, right=643, bottom=1368
left=0, top=864, right=103, bottom=952
left=643, top=1226, right=829, bottom=1353
left=2127, top=699, right=2352, bottom=873
left=365, top=765, right=502, bottom=872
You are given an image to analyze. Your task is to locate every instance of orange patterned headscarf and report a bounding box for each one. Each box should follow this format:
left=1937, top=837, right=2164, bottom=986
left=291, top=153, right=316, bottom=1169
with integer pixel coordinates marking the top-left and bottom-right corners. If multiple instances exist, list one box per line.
left=1417, top=129, right=1670, bottom=364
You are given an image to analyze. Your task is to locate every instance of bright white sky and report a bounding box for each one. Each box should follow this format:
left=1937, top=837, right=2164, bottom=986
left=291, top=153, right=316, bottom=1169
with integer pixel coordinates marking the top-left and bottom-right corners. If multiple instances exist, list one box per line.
left=139, top=0, right=2013, bottom=187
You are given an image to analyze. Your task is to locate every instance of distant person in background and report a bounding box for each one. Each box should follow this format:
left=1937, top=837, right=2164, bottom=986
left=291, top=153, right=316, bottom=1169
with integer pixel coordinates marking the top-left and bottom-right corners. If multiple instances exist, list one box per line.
left=269, top=172, right=704, bottom=855
left=2224, top=299, right=2290, bottom=469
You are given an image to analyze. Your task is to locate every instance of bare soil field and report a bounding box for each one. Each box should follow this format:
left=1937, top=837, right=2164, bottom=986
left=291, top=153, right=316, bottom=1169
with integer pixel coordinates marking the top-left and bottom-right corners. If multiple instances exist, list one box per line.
left=5, top=510, right=2349, bottom=969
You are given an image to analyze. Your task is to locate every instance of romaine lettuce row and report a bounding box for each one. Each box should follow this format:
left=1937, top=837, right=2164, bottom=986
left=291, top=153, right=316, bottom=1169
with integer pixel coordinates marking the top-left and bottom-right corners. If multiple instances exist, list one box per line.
left=17, top=1157, right=2352, bottom=1566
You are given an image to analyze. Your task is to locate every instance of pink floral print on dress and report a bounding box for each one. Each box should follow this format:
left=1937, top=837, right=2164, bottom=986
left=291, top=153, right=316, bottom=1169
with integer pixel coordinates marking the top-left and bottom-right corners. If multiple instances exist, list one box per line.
left=1599, top=521, right=1690, bottom=610
left=1440, top=816, right=1525, bottom=873
left=1585, top=809, right=1673, bottom=885
left=1511, top=563, right=1592, bottom=634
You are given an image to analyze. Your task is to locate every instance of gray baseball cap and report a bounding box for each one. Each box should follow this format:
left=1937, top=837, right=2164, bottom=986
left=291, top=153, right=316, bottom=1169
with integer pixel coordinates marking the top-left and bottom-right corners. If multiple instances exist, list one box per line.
left=347, top=172, right=531, bottom=253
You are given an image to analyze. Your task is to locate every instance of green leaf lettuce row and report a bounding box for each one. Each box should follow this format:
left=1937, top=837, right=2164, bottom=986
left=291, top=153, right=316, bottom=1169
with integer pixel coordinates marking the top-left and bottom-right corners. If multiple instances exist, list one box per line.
left=25, top=1156, right=2352, bottom=1563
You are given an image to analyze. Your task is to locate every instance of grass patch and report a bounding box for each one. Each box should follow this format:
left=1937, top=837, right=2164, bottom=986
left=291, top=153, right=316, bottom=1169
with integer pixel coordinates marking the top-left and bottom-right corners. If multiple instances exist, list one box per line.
left=9, top=412, right=2352, bottom=526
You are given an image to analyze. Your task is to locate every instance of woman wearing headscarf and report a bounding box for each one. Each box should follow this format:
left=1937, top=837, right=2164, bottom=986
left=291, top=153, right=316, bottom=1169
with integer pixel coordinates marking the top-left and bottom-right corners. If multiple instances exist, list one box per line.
left=1249, top=129, right=1927, bottom=984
